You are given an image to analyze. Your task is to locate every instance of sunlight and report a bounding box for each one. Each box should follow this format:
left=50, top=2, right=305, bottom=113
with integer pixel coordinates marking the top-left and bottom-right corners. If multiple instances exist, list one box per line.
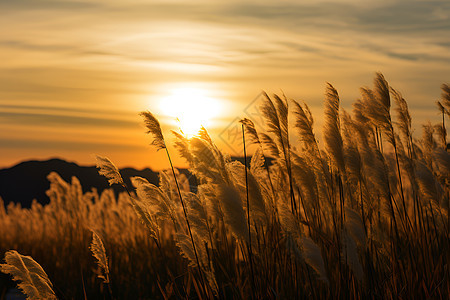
left=159, top=87, right=221, bottom=137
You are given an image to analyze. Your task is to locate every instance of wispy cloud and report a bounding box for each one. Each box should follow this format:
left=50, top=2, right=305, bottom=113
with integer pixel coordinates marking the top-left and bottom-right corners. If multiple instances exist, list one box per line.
left=1, top=0, right=448, bottom=168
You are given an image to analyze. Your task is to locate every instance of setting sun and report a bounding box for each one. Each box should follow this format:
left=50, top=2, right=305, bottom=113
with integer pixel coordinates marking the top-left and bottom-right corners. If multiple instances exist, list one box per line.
left=159, top=87, right=222, bottom=137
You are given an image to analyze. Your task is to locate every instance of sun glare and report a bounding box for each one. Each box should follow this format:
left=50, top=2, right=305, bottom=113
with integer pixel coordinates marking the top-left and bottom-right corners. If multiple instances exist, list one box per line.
left=159, top=87, right=221, bottom=137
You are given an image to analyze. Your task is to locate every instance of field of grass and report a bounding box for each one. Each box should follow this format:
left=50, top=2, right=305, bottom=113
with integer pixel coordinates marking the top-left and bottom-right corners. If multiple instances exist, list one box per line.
left=0, top=73, right=449, bottom=299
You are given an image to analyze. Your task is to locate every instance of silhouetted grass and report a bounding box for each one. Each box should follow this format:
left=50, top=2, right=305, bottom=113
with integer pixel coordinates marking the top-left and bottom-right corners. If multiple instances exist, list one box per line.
left=0, top=73, right=449, bottom=299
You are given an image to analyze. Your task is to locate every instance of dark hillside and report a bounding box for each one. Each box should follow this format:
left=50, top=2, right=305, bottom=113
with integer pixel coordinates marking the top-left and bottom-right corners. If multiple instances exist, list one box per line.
left=0, top=159, right=160, bottom=207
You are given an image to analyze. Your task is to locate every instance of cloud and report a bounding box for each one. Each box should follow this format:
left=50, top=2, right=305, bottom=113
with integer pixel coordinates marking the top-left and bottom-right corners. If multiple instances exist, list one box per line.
left=0, top=108, right=137, bottom=129
left=2, top=0, right=448, bottom=70
left=0, top=137, right=142, bottom=152
left=0, top=0, right=100, bottom=10
left=0, top=0, right=449, bottom=167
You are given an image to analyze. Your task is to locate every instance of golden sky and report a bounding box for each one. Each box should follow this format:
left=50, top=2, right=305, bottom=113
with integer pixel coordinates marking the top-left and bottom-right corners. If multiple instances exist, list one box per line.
left=1, top=0, right=449, bottom=170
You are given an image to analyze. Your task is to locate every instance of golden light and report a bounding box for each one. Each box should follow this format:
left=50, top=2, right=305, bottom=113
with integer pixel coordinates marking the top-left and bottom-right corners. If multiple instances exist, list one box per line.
left=159, top=87, right=222, bottom=137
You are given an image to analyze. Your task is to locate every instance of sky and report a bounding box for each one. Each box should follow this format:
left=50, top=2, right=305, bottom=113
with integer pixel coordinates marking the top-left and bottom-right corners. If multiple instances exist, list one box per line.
left=1, top=0, right=449, bottom=170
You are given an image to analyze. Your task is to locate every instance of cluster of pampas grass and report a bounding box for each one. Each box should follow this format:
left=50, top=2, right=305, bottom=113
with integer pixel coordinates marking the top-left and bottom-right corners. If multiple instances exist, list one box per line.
left=0, top=73, right=449, bottom=299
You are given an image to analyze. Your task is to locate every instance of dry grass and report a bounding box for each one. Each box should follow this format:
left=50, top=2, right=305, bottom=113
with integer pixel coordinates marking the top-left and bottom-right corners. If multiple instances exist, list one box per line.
left=1, top=73, right=449, bottom=299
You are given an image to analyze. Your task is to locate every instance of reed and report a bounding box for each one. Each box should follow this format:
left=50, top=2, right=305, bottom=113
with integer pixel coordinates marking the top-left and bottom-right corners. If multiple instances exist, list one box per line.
left=0, top=73, right=448, bottom=299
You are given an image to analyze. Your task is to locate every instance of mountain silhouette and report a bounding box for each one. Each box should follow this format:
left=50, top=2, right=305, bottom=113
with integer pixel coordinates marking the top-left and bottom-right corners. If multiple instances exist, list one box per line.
left=0, top=158, right=164, bottom=207
left=0, top=156, right=268, bottom=208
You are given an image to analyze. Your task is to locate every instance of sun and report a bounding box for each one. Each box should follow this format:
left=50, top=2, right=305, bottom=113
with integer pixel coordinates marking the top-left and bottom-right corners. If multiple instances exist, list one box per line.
left=159, top=87, right=221, bottom=137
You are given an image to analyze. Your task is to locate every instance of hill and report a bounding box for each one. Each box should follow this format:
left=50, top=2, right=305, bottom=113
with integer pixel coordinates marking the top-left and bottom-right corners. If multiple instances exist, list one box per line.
left=0, top=158, right=161, bottom=207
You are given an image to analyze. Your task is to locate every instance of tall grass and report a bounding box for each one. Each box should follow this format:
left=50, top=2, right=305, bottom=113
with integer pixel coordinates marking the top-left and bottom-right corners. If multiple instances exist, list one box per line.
left=0, top=73, right=449, bottom=299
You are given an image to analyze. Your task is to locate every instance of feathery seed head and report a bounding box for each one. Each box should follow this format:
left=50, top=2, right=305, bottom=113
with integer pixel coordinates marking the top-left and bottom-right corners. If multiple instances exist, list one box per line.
left=217, top=184, right=249, bottom=242
left=240, top=118, right=261, bottom=145
left=300, top=236, right=329, bottom=285
left=441, top=84, right=450, bottom=114
left=323, top=83, right=345, bottom=172
left=90, top=230, right=110, bottom=283
left=292, top=100, right=316, bottom=148
left=374, top=72, right=391, bottom=110
left=391, top=88, right=412, bottom=142
left=95, top=155, right=124, bottom=186
left=0, top=250, right=57, bottom=300
left=140, top=111, right=166, bottom=151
